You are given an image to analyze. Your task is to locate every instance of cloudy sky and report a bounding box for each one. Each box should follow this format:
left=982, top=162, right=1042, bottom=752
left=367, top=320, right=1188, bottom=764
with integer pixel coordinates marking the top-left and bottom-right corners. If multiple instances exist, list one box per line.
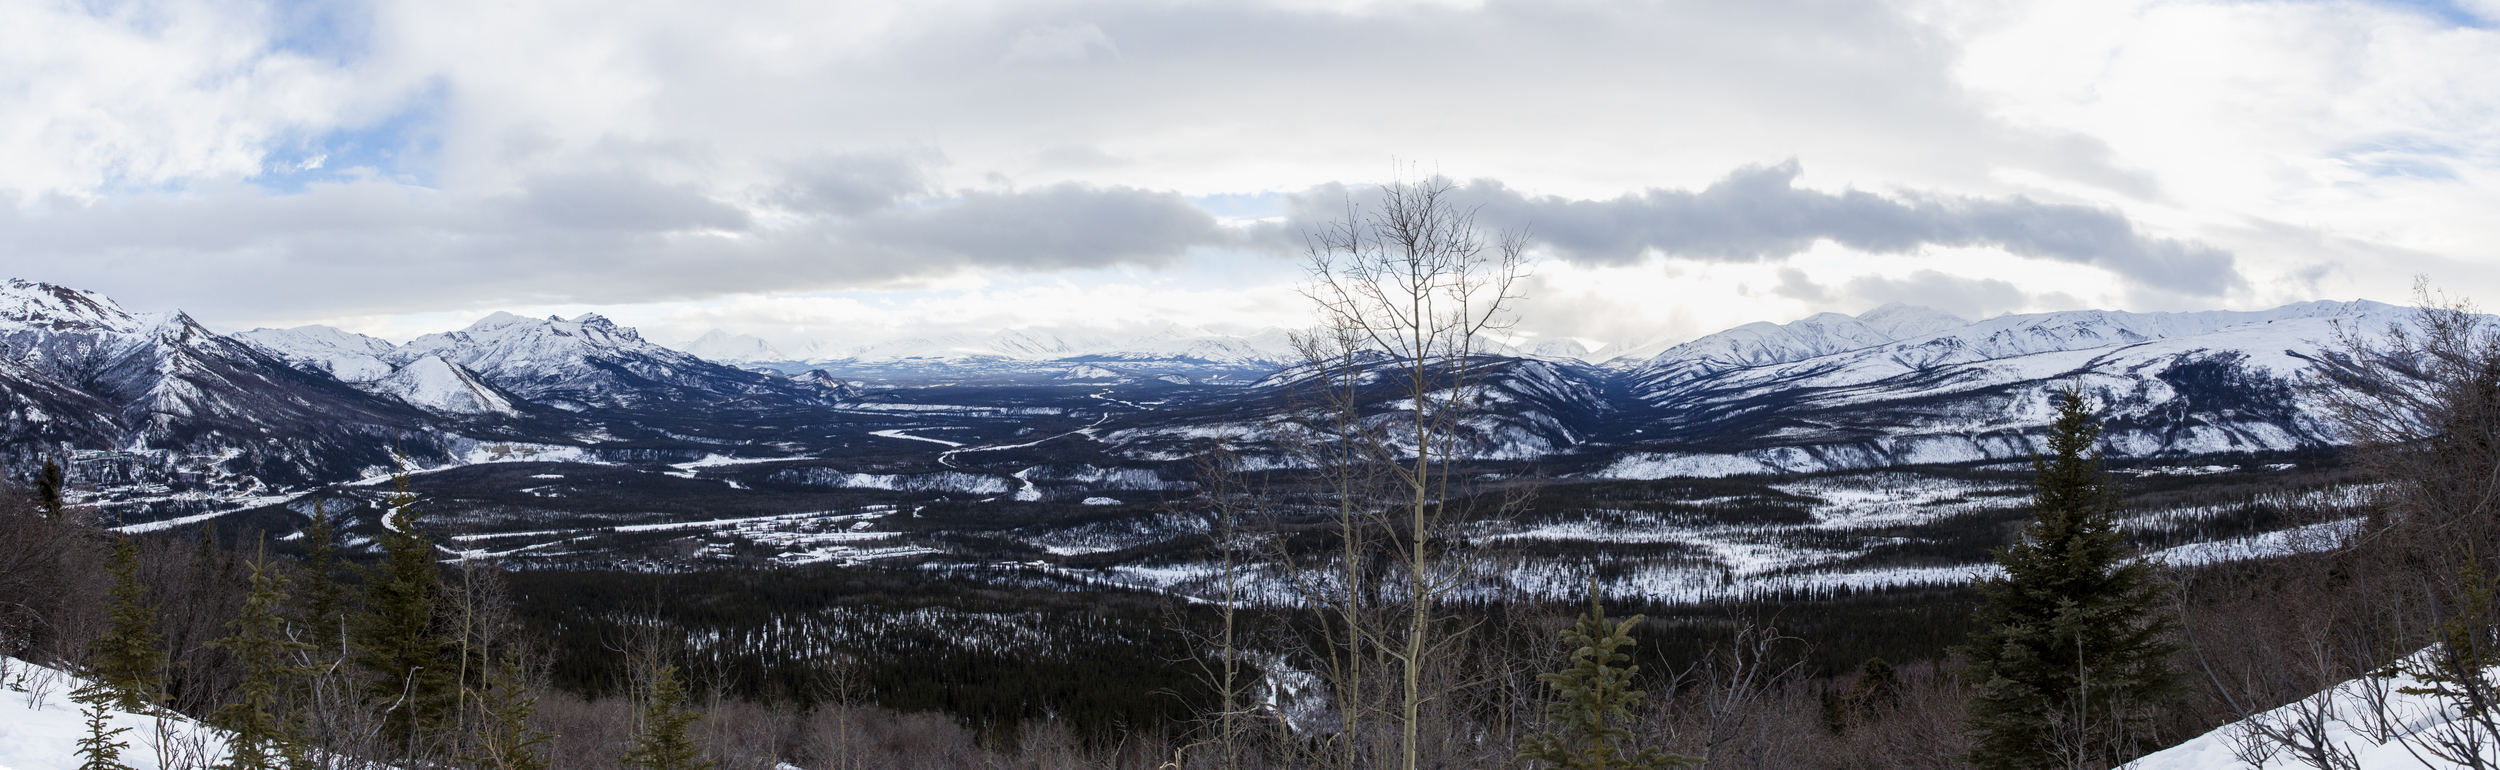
left=5, top=0, right=2498, bottom=354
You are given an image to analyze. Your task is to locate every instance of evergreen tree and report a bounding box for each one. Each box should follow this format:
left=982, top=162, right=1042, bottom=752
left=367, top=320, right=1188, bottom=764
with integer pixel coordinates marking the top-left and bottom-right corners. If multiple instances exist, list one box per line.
left=353, top=475, right=455, bottom=752
left=36, top=458, right=66, bottom=518
left=1963, top=385, right=2179, bottom=769
left=463, top=651, right=551, bottom=770
left=70, top=679, right=134, bottom=770
left=299, top=500, right=348, bottom=660
left=621, top=664, right=712, bottom=770
left=89, top=536, right=164, bottom=713
left=1518, top=584, right=1698, bottom=770
left=211, top=546, right=314, bottom=770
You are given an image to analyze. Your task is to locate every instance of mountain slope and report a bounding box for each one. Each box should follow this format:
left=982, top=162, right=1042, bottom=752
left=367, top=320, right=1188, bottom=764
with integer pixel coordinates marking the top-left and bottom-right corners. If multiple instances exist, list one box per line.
left=0, top=280, right=438, bottom=485
left=1098, top=355, right=1614, bottom=462
left=1621, top=303, right=1971, bottom=386
left=1595, top=302, right=2407, bottom=477
left=677, top=330, right=788, bottom=364
left=393, top=312, right=826, bottom=408
left=366, top=355, right=524, bottom=417
left=236, top=325, right=397, bottom=382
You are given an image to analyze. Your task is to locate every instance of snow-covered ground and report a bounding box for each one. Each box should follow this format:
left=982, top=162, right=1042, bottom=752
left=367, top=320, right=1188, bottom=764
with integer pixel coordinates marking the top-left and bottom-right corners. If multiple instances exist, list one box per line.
left=0, top=657, right=227, bottom=770
left=2128, top=651, right=2500, bottom=769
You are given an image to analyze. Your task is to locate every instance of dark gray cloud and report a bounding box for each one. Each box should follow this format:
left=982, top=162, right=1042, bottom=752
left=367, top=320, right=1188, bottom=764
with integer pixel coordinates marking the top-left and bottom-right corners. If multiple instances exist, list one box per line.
left=0, top=156, right=2235, bottom=329
left=853, top=183, right=1223, bottom=270
left=0, top=159, right=1235, bottom=324
left=514, top=172, right=752, bottom=232
left=1432, top=161, right=2242, bottom=295
left=771, top=152, right=940, bottom=217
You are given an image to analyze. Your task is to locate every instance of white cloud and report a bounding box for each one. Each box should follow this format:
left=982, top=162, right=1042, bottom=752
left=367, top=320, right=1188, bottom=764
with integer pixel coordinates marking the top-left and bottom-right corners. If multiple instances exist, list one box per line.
left=4, top=0, right=2500, bottom=345
left=1002, top=23, right=1120, bottom=64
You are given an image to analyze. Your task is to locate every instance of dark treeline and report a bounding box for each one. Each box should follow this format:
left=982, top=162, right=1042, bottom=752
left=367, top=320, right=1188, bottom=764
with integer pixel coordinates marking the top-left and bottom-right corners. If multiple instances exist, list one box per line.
left=0, top=445, right=2473, bottom=768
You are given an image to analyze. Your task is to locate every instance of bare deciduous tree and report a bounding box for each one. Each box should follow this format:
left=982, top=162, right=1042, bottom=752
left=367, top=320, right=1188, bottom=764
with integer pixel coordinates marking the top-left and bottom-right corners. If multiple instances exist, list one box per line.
left=1295, top=170, right=1530, bottom=770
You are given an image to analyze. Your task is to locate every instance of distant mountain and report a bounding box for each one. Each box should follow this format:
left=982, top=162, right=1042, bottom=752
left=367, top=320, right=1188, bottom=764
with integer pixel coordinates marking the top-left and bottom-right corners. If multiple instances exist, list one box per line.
left=1597, top=300, right=2409, bottom=477
left=0, top=280, right=435, bottom=485
left=0, top=277, right=2430, bottom=499
left=1491, top=337, right=1597, bottom=361
left=235, top=325, right=399, bottom=382
left=676, top=330, right=787, bottom=364
left=1098, top=354, right=1614, bottom=462
left=708, top=323, right=1311, bottom=375
left=1077, top=300, right=2416, bottom=476
left=1062, top=326, right=1303, bottom=367
left=368, top=355, right=524, bottom=417
left=1620, top=303, right=1971, bottom=385
left=389, top=312, right=825, bottom=409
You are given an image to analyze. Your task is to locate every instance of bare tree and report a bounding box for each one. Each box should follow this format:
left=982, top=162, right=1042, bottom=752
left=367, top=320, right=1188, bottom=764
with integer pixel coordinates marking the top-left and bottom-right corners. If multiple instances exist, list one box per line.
left=1296, top=169, right=1530, bottom=770
left=2190, top=278, right=2500, bottom=766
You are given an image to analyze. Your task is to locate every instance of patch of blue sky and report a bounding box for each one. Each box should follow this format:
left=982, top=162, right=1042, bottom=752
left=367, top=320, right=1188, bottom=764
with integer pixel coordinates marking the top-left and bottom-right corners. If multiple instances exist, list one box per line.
left=252, top=79, right=448, bottom=192
left=1191, top=191, right=1285, bottom=223
left=2361, top=0, right=2494, bottom=28
left=2333, top=134, right=2467, bottom=180
left=261, top=0, right=376, bottom=65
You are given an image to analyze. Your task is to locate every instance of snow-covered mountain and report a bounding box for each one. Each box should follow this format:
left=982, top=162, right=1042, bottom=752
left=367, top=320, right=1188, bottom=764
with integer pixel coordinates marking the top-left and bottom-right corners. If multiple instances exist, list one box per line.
left=1082, top=299, right=2414, bottom=474
left=0, top=276, right=2437, bottom=498
left=706, top=324, right=1310, bottom=373
left=676, top=330, right=787, bottom=364
left=367, top=355, right=523, bottom=416
left=1501, top=337, right=1596, bottom=361
left=235, top=325, right=397, bottom=382
left=390, top=312, right=826, bottom=409
left=1620, top=303, right=1972, bottom=386
left=0, top=279, right=437, bottom=484
left=1099, top=354, right=1616, bottom=463
left=1595, top=301, right=2410, bottom=477
left=1064, top=325, right=1304, bottom=367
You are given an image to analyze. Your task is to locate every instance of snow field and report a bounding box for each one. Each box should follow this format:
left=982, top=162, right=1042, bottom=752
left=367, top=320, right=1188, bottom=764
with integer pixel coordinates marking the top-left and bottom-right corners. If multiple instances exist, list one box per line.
left=0, top=656, right=227, bottom=770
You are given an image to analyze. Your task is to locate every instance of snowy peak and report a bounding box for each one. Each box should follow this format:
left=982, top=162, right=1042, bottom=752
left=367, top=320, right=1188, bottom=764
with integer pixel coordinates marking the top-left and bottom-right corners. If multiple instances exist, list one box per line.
left=465, top=311, right=530, bottom=331
left=367, top=355, right=521, bottom=416
left=238, top=325, right=399, bottom=382
left=401, top=312, right=677, bottom=369
left=1863, top=300, right=2404, bottom=373
left=1854, top=303, right=1970, bottom=339
left=1628, top=304, right=1972, bottom=384
left=1077, top=326, right=1302, bottom=366
left=677, top=329, right=788, bottom=364
left=0, top=278, right=144, bottom=334
left=392, top=309, right=809, bottom=407
left=1486, top=336, right=1596, bottom=361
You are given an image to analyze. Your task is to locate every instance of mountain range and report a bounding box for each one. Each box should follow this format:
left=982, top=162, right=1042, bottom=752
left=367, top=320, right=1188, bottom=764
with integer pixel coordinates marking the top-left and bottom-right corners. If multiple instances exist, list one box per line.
left=671, top=323, right=1610, bottom=373
left=0, top=277, right=2417, bottom=502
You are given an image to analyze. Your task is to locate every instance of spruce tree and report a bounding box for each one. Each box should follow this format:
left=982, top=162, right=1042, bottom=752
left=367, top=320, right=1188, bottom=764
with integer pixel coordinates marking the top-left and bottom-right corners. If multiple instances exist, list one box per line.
left=211, top=546, right=314, bottom=770
left=299, top=500, right=348, bottom=660
left=36, top=458, right=66, bottom=518
left=463, top=651, right=551, bottom=770
left=70, top=678, right=134, bottom=770
left=1963, top=385, right=2178, bottom=769
left=89, top=536, right=164, bottom=713
left=354, top=475, right=455, bottom=752
left=621, top=664, right=712, bottom=770
left=1518, top=584, right=1698, bottom=770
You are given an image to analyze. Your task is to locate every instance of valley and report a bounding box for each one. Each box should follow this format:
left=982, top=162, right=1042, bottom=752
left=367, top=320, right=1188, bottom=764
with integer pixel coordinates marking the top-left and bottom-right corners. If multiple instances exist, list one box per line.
left=0, top=276, right=2403, bottom=755
left=4, top=275, right=2385, bottom=607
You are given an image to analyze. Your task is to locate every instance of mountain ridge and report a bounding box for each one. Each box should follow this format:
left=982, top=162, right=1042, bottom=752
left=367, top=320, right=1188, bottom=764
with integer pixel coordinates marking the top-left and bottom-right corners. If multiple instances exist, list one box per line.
left=0, top=278, right=2429, bottom=512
